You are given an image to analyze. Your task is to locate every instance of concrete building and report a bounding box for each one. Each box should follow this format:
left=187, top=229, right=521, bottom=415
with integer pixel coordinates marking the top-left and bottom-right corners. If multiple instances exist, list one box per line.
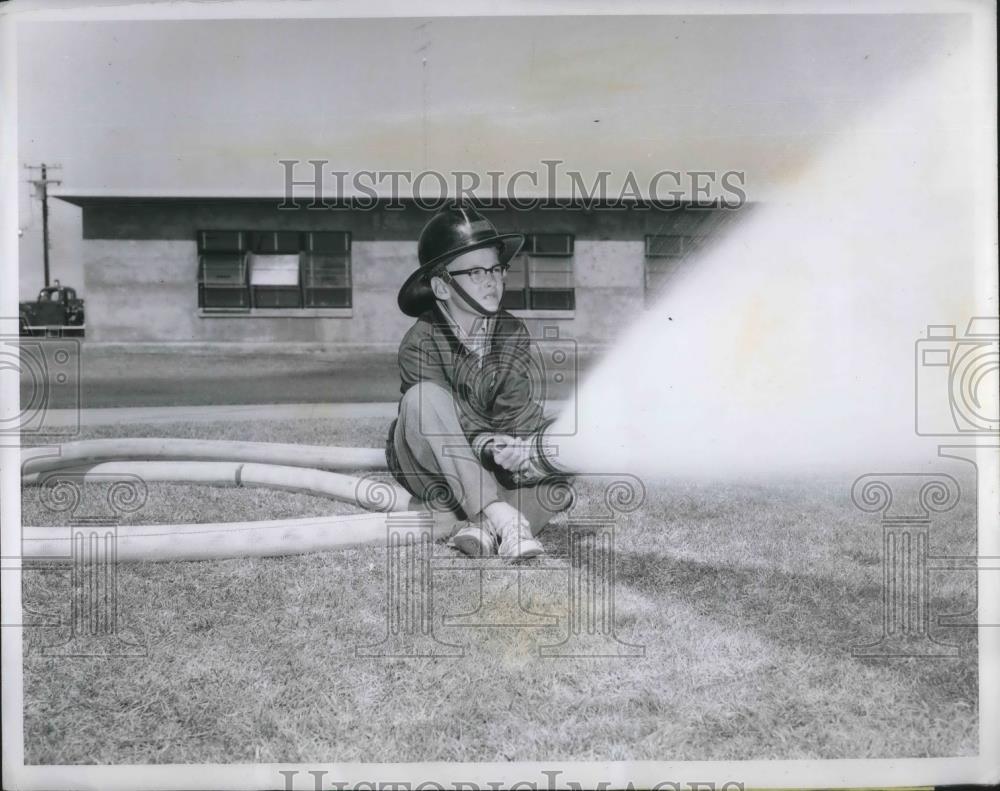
left=55, top=194, right=743, bottom=348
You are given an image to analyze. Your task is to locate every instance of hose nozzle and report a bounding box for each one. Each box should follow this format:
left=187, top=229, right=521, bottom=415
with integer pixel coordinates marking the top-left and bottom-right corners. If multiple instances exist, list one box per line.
left=530, top=423, right=572, bottom=478
left=483, top=424, right=572, bottom=485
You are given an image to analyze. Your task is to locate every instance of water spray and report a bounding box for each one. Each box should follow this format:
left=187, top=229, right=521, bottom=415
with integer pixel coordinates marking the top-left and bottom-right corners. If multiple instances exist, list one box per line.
left=537, top=52, right=984, bottom=482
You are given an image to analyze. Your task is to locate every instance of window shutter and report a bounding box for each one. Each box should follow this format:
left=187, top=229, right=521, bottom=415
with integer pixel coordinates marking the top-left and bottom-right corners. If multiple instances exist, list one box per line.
left=198, top=253, right=249, bottom=309
left=526, top=233, right=574, bottom=256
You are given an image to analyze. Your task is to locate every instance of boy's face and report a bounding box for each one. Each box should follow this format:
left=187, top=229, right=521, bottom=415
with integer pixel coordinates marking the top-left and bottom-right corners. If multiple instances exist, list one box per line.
left=431, top=246, right=504, bottom=316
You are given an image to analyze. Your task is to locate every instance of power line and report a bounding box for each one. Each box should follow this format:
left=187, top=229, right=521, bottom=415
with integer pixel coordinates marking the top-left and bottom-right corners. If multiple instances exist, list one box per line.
left=24, top=163, right=62, bottom=288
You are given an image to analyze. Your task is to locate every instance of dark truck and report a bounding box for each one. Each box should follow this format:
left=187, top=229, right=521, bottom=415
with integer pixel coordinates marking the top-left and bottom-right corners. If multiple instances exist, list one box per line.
left=19, top=280, right=85, bottom=337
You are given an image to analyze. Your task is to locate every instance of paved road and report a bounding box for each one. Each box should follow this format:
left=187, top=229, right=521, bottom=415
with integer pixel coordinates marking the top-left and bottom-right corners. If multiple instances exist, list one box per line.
left=36, top=402, right=401, bottom=428
left=19, top=348, right=586, bottom=409
left=17, top=350, right=400, bottom=409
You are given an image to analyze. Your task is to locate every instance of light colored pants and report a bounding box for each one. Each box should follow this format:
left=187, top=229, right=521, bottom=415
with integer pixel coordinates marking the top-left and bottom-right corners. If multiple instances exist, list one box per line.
left=392, top=381, right=572, bottom=533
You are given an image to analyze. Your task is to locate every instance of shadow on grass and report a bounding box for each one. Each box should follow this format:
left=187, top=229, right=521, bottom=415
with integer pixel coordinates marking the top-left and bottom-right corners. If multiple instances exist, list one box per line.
left=539, top=515, right=977, bottom=668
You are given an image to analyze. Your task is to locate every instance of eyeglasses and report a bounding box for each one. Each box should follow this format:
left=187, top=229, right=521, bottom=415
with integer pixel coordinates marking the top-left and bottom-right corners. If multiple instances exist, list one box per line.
left=442, top=263, right=510, bottom=286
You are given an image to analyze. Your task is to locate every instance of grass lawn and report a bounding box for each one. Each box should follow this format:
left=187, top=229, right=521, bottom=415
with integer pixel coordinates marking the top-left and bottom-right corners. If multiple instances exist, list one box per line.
left=20, top=418, right=979, bottom=763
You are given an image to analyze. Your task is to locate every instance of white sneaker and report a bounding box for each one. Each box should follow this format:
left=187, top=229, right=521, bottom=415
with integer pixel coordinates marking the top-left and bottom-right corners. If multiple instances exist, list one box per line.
left=448, top=521, right=498, bottom=557
left=494, top=515, right=544, bottom=560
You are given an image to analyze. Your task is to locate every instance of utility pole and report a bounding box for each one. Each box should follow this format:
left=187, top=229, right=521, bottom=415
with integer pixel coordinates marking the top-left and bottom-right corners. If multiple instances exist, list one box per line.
left=25, top=163, right=62, bottom=288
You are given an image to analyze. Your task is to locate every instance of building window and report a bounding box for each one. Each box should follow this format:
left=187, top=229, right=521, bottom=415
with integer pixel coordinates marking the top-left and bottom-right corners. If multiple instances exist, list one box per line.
left=303, top=231, right=352, bottom=308
left=198, top=231, right=250, bottom=310
left=523, top=232, right=575, bottom=257
left=644, top=234, right=707, bottom=302
left=199, top=253, right=250, bottom=310
left=250, top=254, right=301, bottom=308
left=526, top=257, right=575, bottom=310
left=254, top=231, right=301, bottom=254
left=501, top=233, right=575, bottom=312
left=502, top=256, right=528, bottom=310
left=197, top=230, right=351, bottom=311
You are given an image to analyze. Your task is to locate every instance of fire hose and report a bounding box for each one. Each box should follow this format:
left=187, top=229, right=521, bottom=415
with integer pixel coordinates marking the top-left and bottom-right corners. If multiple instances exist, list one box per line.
left=19, top=440, right=455, bottom=562
left=19, top=432, right=570, bottom=562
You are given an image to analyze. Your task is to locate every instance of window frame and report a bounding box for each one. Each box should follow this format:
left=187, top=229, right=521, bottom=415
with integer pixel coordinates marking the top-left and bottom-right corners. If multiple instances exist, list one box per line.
left=501, top=233, right=576, bottom=314
left=196, top=229, right=353, bottom=315
left=249, top=253, right=303, bottom=309
left=198, top=251, right=251, bottom=311
left=302, top=231, right=352, bottom=308
left=643, top=233, right=709, bottom=303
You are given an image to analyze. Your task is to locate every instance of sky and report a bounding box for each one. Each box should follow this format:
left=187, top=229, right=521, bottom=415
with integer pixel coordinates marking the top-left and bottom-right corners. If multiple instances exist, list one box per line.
left=18, top=15, right=968, bottom=192
left=13, top=12, right=979, bottom=295
left=551, top=45, right=988, bottom=480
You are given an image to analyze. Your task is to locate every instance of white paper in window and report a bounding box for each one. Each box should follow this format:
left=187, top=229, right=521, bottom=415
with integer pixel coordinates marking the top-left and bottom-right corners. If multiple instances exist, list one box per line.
left=248, top=254, right=299, bottom=286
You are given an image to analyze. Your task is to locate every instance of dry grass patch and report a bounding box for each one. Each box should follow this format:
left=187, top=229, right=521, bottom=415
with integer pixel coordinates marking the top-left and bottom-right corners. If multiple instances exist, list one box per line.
left=20, top=419, right=979, bottom=763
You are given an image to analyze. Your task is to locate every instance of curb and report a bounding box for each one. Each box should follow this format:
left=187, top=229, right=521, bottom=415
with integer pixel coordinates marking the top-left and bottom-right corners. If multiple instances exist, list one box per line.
left=39, top=402, right=400, bottom=428
left=74, top=342, right=611, bottom=355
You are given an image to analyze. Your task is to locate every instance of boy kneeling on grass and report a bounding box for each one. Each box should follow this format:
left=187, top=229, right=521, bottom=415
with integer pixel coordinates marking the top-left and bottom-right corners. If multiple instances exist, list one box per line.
left=385, top=204, right=573, bottom=560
